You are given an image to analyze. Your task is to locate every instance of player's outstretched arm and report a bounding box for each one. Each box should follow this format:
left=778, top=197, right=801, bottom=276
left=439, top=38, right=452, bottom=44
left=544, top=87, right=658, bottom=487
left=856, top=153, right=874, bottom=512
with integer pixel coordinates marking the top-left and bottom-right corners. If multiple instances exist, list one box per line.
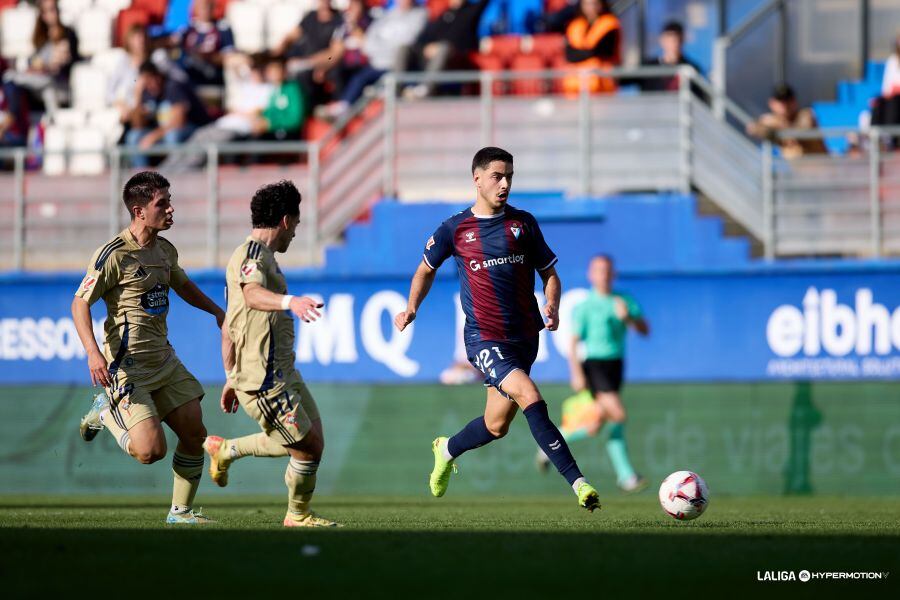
left=394, top=260, right=436, bottom=332
left=173, top=279, right=226, bottom=328
left=538, top=265, right=561, bottom=331
left=241, top=283, right=323, bottom=322
left=71, top=297, right=111, bottom=387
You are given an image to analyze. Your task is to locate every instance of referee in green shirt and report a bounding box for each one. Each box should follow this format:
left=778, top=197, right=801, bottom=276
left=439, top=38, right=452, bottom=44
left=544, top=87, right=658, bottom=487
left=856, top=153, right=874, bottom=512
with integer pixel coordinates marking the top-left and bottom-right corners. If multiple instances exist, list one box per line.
left=539, top=254, right=649, bottom=492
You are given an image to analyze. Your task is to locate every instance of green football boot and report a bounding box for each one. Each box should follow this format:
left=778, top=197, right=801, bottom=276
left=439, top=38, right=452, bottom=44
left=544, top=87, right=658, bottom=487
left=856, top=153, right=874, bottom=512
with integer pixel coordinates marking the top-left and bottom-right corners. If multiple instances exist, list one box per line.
left=429, top=437, right=457, bottom=498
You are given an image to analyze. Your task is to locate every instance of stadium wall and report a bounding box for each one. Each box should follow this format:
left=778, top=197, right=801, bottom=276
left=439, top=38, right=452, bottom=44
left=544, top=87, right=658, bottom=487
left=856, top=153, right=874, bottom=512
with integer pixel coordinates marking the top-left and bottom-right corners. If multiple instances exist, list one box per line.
left=4, top=261, right=900, bottom=383
left=1, top=382, right=898, bottom=496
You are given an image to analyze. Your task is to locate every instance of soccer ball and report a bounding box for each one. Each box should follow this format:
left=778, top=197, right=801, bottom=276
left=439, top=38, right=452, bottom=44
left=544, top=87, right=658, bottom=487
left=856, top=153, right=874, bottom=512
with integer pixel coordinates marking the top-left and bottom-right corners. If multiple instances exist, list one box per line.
left=659, top=471, right=709, bottom=521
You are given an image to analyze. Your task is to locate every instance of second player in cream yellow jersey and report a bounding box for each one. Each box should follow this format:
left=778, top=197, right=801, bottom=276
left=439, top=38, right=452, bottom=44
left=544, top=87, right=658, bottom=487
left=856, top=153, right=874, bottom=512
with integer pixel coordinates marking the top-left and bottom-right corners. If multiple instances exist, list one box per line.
left=205, top=180, right=338, bottom=528
left=224, top=237, right=297, bottom=394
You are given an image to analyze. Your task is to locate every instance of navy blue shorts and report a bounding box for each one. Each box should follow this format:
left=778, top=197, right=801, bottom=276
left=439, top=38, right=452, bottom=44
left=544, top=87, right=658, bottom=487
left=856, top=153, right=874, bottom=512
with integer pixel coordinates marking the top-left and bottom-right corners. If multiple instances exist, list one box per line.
left=465, top=336, right=540, bottom=399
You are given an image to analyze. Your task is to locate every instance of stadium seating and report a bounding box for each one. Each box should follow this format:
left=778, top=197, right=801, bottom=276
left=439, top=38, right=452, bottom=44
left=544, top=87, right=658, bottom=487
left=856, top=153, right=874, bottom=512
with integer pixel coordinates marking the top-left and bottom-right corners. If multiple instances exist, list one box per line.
left=312, top=193, right=751, bottom=277
left=1, top=2, right=37, bottom=60
left=70, top=62, right=108, bottom=111
left=813, top=60, right=886, bottom=154
left=265, top=1, right=305, bottom=51
left=76, top=8, right=114, bottom=57
left=116, top=7, right=151, bottom=45
left=59, top=0, right=93, bottom=26
left=227, top=1, right=266, bottom=53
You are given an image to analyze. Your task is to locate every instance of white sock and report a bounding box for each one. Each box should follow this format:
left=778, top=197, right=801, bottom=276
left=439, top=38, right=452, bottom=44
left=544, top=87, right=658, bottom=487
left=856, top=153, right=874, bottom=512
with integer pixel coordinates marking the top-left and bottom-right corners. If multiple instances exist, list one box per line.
left=441, top=439, right=454, bottom=462
left=170, top=504, right=190, bottom=514
left=571, top=477, right=587, bottom=493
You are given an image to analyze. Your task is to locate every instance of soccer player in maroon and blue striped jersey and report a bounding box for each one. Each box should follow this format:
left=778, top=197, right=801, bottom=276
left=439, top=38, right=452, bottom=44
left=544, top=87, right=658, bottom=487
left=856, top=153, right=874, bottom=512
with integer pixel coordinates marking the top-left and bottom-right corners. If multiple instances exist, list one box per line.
left=394, top=147, right=600, bottom=511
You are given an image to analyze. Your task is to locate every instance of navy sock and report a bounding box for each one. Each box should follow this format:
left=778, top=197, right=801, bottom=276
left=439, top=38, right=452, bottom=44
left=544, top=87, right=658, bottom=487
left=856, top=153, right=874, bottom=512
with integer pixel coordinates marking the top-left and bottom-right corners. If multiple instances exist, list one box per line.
left=523, top=401, right=583, bottom=486
left=447, top=417, right=498, bottom=458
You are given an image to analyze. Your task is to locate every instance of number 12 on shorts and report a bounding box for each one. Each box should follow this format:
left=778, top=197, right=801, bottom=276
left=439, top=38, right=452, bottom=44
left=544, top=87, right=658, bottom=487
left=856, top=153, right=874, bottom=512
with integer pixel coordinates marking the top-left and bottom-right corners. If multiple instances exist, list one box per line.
left=473, top=346, right=505, bottom=374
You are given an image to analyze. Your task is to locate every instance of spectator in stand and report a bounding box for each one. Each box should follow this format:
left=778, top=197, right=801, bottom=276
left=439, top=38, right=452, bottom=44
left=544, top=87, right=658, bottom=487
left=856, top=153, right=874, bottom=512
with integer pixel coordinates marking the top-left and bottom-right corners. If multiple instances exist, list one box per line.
left=746, top=83, right=826, bottom=159
left=258, top=56, right=305, bottom=141
left=321, top=0, right=427, bottom=118
left=542, top=0, right=579, bottom=33
left=275, top=0, right=342, bottom=108
left=871, top=32, right=900, bottom=135
left=158, top=54, right=274, bottom=173
left=320, top=0, right=371, bottom=115
left=404, top=0, right=491, bottom=99
left=640, top=21, right=701, bottom=91
left=0, top=61, right=28, bottom=148
left=563, top=0, right=620, bottom=96
left=125, top=61, right=212, bottom=167
left=169, top=0, right=235, bottom=86
left=4, top=0, right=78, bottom=117
left=108, top=25, right=151, bottom=122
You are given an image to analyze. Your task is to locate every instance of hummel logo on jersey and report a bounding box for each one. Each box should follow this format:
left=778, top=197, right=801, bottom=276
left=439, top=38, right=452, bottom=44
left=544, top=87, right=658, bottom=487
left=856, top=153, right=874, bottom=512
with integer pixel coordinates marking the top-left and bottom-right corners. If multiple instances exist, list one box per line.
left=510, top=224, right=521, bottom=239
left=549, top=440, right=561, bottom=451
left=465, top=231, right=477, bottom=243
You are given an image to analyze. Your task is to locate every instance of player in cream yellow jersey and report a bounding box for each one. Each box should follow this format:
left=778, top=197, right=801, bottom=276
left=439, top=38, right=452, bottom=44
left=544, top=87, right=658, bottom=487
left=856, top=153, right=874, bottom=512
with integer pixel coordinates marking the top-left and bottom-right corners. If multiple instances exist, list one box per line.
left=73, top=171, right=226, bottom=524
left=204, top=180, right=338, bottom=527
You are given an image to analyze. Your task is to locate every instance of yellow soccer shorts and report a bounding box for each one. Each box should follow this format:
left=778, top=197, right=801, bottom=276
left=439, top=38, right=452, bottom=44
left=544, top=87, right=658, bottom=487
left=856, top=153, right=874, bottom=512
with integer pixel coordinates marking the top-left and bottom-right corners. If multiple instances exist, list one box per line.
left=106, top=354, right=205, bottom=430
left=235, top=371, right=320, bottom=447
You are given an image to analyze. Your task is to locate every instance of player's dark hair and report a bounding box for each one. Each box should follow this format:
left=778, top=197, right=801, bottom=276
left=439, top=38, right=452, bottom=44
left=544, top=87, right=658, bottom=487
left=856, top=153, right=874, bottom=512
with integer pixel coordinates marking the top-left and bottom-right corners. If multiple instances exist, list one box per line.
left=123, top=171, right=170, bottom=219
left=471, top=147, right=513, bottom=174
left=251, top=180, right=302, bottom=228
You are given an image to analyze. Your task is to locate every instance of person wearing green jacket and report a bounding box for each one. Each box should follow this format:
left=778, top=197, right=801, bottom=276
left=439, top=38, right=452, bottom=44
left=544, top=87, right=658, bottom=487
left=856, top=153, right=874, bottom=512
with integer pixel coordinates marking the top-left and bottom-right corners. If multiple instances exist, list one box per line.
left=260, top=58, right=305, bottom=139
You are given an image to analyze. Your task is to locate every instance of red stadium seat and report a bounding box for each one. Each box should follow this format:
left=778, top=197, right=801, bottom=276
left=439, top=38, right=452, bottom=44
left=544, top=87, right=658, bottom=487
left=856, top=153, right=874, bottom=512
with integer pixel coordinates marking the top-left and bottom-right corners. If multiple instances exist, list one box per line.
left=470, top=53, right=506, bottom=95
left=545, top=0, right=569, bottom=13
left=528, top=33, right=566, bottom=65
left=427, top=0, right=449, bottom=21
left=0, top=0, right=18, bottom=11
left=483, top=35, right=521, bottom=67
left=116, top=8, right=151, bottom=46
left=510, top=54, right=547, bottom=96
left=132, top=0, right=167, bottom=23
left=212, top=0, right=230, bottom=20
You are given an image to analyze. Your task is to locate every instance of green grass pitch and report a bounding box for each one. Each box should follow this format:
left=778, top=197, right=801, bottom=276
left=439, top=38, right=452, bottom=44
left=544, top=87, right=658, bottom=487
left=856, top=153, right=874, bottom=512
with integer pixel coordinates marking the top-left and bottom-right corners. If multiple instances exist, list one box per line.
left=1, top=495, right=898, bottom=597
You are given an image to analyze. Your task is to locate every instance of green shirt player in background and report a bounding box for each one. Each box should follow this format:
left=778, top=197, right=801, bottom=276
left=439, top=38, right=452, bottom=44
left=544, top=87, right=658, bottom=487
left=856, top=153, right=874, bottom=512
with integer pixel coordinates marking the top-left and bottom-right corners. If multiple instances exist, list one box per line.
left=73, top=171, right=226, bottom=524
left=537, top=254, right=650, bottom=493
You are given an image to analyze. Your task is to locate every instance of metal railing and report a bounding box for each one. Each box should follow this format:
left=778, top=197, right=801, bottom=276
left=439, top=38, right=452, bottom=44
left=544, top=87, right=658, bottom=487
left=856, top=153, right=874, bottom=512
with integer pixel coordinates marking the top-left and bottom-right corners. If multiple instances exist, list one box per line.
left=1, top=65, right=899, bottom=271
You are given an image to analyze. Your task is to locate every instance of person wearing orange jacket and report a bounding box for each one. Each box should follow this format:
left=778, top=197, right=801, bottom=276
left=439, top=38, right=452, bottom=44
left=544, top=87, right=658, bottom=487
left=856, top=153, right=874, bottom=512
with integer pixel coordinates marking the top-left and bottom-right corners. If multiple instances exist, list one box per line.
left=563, top=0, right=620, bottom=96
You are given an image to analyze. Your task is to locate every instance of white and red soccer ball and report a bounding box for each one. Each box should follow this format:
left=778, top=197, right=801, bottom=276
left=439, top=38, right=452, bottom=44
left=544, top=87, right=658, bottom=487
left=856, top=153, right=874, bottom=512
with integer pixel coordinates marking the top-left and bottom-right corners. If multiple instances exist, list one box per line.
left=659, top=471, right=709, bottom=521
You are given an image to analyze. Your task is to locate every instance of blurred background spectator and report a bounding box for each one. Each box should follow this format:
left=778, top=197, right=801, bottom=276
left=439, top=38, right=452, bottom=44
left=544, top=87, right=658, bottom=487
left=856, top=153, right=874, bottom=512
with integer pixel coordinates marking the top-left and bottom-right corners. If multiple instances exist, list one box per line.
left=275, top=0, right=341, bottom=108
left=108, top=24, right=151, bottom=123
left=320, top=0, right=370, bottom=117
left=640, top=20, right=700, bottom=92
left=166, top=0, right=235, bottom=87
left=404, top=0, right=490, bottom=99
left=746, top=83, right=826, bottom=158
left=258, top=55, right=304, bottom=141
left=563, top=0, right=620, bottom=96
left=125, top=61, right=211, bottom=166
left=159, top=53, right=272, bottom=173
left=0, top=60, right=28, bottom=149
left=871, top=31, right=900, bottom=140
left=4, top=0, right=78, bottom=117
left=322, top=0, right=426, bottom=118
